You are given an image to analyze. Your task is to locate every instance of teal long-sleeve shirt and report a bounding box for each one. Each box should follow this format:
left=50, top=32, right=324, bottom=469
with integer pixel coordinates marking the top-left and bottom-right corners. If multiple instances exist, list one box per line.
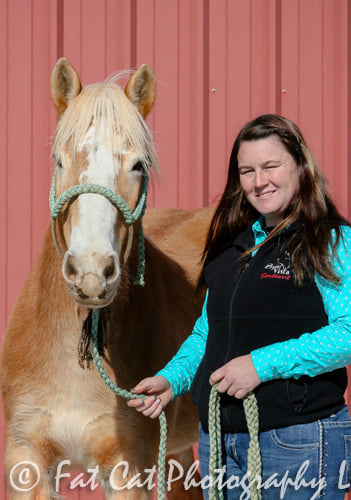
left=157, top=220, right=351, bottom=399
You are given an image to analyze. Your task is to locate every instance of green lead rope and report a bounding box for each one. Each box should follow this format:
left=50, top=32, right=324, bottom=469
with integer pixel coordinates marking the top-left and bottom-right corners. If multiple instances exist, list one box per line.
left=208, top=385, right=262, bottom=500
left=92, top=308, right=261, bottom=500
left=91, top=309, right=168, bottom=498
left=243, top=392, right=262, bottom=499
left=208, top=383, right=224, bottom=500
left=91, top=308, right=261, bottom=499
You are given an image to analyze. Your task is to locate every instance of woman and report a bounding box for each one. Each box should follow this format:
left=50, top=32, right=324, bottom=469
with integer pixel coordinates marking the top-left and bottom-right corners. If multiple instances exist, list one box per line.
left=128, top=114, right=351, bottom=499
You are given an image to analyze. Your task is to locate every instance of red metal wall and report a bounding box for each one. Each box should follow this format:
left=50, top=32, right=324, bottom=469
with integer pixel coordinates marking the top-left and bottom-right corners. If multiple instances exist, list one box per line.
left=1, top=1, right=351, bottom=498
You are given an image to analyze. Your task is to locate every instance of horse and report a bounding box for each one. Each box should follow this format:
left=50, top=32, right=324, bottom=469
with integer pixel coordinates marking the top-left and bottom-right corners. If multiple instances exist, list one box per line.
left=1, top=58, right=214, bottom=499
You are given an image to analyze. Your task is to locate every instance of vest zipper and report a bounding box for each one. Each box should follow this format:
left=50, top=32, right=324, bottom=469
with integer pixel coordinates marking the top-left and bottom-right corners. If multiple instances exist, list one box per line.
left=223, top=257, right=253, bottom=364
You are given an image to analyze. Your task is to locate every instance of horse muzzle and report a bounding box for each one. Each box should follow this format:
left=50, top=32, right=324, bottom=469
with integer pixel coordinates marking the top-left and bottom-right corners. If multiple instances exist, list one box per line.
left=62, top=252, right=119, bottom=307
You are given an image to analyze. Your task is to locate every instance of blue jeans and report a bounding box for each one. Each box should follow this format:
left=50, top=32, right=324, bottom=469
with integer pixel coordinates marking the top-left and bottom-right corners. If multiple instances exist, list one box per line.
left=198, top=406, right=351, bottom=499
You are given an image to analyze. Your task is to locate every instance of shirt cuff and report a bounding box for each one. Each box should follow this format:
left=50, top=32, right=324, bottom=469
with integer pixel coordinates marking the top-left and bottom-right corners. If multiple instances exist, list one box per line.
left=251, top=346, right=286, bottom=383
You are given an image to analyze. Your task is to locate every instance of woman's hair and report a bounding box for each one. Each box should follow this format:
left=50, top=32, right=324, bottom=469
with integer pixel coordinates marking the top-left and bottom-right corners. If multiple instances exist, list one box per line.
left=200, top=114, right=347, bottom=287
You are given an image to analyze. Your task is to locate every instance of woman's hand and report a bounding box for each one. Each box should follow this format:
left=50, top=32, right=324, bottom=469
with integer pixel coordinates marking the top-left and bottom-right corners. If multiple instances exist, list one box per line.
left=209, top=354, right=261, bottom=399
left=127, top=375, right=172, bottom=419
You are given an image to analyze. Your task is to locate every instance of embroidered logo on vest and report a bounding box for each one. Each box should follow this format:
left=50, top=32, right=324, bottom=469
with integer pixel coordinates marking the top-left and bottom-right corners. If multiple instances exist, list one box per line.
left=261, top=251, right=291, bottom=280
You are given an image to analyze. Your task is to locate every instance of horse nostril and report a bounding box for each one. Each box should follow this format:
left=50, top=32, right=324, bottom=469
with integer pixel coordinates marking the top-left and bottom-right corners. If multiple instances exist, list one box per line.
left=104, top=256, right=117, bottom=281
left=64, top=254, right=79, bottom=283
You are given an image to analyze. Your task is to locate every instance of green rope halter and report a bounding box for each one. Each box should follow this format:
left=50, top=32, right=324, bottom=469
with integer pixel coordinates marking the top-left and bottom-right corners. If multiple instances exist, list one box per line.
left=208, top=385, right=262, bottom=500
left=49, top=172, right=149, bottom=286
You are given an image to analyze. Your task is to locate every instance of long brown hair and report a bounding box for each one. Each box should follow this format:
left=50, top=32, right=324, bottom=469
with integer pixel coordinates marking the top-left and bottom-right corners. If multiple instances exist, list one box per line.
left=201, top=114, right=348, bottom=286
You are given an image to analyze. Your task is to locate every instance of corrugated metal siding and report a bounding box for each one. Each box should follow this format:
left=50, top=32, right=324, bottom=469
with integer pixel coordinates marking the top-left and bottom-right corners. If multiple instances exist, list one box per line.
left=1, top=0, right=351, bottom=498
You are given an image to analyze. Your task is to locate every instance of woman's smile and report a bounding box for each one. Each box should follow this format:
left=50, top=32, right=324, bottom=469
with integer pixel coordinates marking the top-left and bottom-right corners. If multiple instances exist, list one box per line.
left=256, top=190, right=276, bottom=198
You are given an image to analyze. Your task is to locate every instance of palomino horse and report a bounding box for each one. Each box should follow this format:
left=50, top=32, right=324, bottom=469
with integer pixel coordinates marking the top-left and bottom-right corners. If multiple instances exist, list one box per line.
left=1, top=58, right=214, bottom=499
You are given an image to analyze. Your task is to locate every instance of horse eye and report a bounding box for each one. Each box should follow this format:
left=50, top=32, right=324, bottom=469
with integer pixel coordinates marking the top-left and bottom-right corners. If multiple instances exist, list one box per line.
left=132, top=161, right=144, bottom=172
left=56, top=159, right=63, bottom=169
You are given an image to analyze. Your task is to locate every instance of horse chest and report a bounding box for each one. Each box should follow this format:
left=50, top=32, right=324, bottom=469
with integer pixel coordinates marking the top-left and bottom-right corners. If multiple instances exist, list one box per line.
left=50, top=406, right=116, bottom=463
left=41, top=363, right=120, bottom=464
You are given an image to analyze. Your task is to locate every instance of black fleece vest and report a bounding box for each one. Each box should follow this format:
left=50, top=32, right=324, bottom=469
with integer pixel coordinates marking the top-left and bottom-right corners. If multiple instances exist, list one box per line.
left=191, top=226, right=347, bottom=433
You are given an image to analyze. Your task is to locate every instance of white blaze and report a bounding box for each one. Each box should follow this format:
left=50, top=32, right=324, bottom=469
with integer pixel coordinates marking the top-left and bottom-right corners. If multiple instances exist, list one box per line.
left=68, top=126, right=120, bottom=270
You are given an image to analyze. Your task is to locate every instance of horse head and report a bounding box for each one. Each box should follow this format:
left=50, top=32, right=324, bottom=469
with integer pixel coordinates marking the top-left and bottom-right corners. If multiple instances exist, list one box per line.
left=50, top=58, right=158, bottom=307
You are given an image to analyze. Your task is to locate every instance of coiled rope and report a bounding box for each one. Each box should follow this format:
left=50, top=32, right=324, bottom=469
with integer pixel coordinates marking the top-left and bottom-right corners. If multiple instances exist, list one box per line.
left=209, top=385, right=262, bottom=500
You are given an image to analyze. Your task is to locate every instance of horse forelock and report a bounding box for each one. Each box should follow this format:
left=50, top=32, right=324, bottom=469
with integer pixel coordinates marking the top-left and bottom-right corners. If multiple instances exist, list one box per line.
left=52, top=79, right=159, bottom=173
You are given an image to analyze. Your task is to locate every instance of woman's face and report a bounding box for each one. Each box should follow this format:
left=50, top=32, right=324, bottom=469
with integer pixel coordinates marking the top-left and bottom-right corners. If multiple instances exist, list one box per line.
left=237, top=136, right=300, bottom=226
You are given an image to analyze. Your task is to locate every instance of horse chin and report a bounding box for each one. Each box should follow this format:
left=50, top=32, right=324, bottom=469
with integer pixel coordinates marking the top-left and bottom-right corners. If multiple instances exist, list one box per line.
left=66, top=282, right=118, bottom=309
left=73, top=295, right=116, bottom=308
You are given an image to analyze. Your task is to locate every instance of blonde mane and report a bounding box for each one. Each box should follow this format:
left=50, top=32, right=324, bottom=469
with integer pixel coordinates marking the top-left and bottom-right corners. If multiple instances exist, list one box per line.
left=52, top=76, right=159, bottom=171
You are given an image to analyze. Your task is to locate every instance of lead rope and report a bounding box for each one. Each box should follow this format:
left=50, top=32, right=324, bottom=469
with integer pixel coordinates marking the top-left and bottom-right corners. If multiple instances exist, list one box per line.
left=50, top=173, right=167, bottom=494
left=91, top=311, right=261, bottom=499
left=91, top=309, right=168, bottom=498
left=208, top=385, right=262, bottom=500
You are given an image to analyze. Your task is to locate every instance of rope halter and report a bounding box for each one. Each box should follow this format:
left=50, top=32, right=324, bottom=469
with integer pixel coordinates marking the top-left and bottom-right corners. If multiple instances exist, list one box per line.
left=49, top=172, right=149, bottom=286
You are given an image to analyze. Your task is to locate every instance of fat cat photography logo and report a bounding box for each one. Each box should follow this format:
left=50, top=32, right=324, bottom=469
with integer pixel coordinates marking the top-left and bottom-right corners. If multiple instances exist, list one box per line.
left=9, top=458, right=351, bottom=498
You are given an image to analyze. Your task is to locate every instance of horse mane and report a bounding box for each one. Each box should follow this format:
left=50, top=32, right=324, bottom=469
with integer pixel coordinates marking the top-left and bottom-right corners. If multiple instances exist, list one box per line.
left=51, top=74, right=159, bottom=172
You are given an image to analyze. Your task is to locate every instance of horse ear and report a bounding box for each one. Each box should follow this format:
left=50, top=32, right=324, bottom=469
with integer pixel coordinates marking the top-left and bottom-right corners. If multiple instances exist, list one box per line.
left=51, top=57, right=82, bottom=116
left=125, top=63, right=155, bottom=118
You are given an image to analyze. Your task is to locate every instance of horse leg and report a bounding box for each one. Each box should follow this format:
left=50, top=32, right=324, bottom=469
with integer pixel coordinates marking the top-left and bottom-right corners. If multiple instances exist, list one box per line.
left=90, top=439, right=154, bottom=499
left=101, top=465, right=152, bottom=500
left=101, top=445, right=203, bottom=499
left=7, top=491, right=53, bottom=500
left=5, top=456, right=54, bottom=500
left=166, top=447, right=203, bottom=499
left=104, top=488, right=150, bottom=500
left=5, top=436, right=59, bottom=500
